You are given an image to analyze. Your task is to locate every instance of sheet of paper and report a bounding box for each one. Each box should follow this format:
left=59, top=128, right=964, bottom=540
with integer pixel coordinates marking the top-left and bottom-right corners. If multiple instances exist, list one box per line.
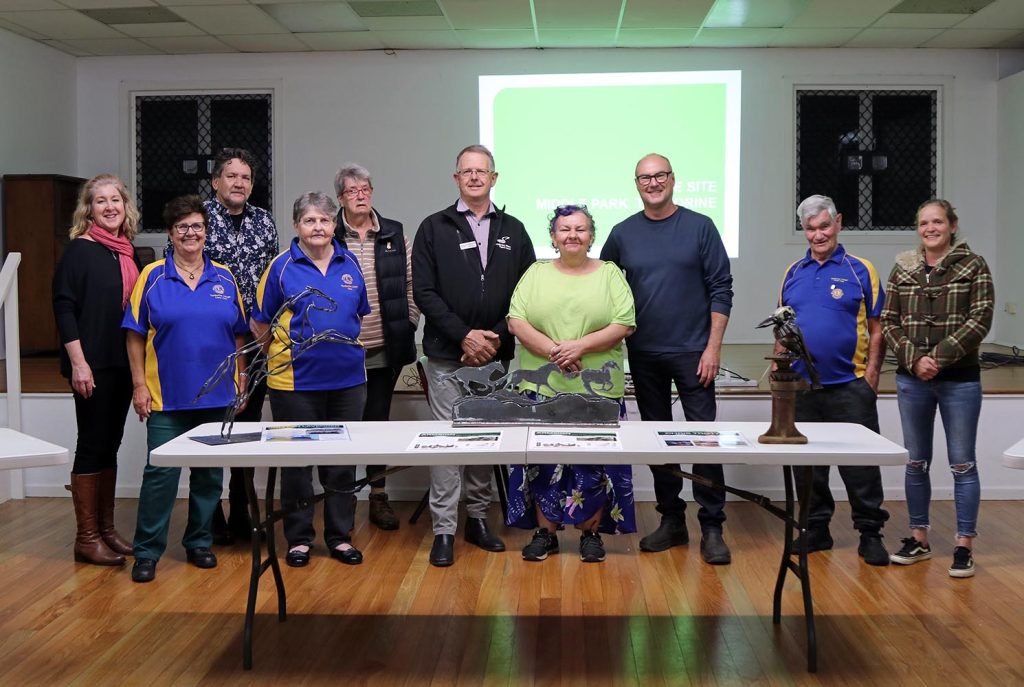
left=656, top=430, right=749, bottom=448
left=406, top=431, right=503, bottom=451
left=261, top=423, right=351, bottom=442
left=529, top=430, right=622, bottom=451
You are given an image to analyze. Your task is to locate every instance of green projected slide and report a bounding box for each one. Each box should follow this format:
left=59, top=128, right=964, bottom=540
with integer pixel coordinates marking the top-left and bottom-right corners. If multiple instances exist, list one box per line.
left=480, top=71, right=741, bottom=258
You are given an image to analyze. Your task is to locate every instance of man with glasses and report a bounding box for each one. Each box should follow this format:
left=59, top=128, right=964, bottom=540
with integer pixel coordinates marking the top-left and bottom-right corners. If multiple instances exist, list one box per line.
left=203, top=148, right=279, bottom=543
left=412, top=144, right=536, bottom=567
left=334, top=163, right=419, bottom=531
left=601, top=153, right=734, bottom=565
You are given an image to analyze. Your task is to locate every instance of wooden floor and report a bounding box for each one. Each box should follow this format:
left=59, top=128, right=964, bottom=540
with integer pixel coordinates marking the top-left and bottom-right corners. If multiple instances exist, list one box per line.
left=1, top=498, right=1022, bottom=686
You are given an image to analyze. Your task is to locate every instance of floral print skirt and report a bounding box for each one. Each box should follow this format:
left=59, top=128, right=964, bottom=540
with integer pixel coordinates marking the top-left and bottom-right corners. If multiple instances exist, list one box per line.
left=506, top=462, right=636, bottom=535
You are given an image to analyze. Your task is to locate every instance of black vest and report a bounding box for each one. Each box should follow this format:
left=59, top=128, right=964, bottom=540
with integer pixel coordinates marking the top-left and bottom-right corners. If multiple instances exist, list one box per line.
left=337, top=210, right=416, bottom=368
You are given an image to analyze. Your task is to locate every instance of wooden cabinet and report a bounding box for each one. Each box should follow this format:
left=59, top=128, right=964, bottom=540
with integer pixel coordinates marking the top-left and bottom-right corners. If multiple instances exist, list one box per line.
left=2, top=174, right=84, bottom=353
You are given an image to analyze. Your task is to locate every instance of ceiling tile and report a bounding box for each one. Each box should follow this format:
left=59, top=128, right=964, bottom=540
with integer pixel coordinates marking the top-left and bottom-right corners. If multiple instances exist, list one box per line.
left=61, top=36, right=164, bottom=54
left=261, top=2, right=364, bottom=32
left=534, top=0, right=621, bottom=29
left=922, top=27, right=1020, bottom=46
left=692, top=27, right=783, bottom=47
left=873, top=12, right=968, bottom=28
left=616, top=28, right=698, bottom=48
left=0, top=1, right=63, bottom=9
left=787, top=0, right=900, bottom=28
left=154, top=0, right=246, bottom=5
left=845, top=26, right=944, bottom=46
left=441, top=0, right=532, bottom=30
left=621, top=0, right=713, bottom=29
left=140, top=34, right=236, bottom=52
left=455, top=28, right=536, bottom=49
left=957, top=0, right=1024, bottom=29
left=111, top=21, right=204, bottom=37
left=0, top=10, right=123, bottom=39
left=0, top=15, right=46, bottom=38
left=219, top=32, right=311, bottom=52
left=374, top=29, right=461, bottom=48
left=537, top=28, right=616, bottom=47
left=349, top=1, right=442, bottom=17
left=994, top=29, right=1024, bottom=47
left=59, top=0, right=158, bottom=8
left=296, top=30, right=385, bottom=50
left=40, top=38, right=94, bottom=55
left=360, top=15, right=450, bottom=30
left=770, top=27, right=860, bottom=46
left=705, top=0, right=813, bottom=28
left=167, top=4, right=287, bottom=34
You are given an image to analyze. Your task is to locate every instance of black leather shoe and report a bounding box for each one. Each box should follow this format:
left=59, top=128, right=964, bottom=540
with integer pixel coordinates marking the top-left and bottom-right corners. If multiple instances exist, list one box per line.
left=331, top=544, right=364, bottom=565
left=463, top=517, right=506, bottom=552
left=858, top=533, right=890, bottom=566
left=639, top=513, right=689, bottom=552
left=185, top=547, right=218, bottom=569
left=430, top=534, right=455, bottom=567
left=700, top=530, right=732, bottom=565
left=286, top=545, right=310, bottom=568
left=131, top=558, right=157, bottom=583
left=792, top=528, right=834, bottom=554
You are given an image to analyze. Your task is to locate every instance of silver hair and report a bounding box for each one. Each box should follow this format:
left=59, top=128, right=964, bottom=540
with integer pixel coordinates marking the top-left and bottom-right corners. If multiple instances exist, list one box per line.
left=455, top=144, right=495, bottom=172
left=292, top=191, right=338, bottom=224
left=796, top=195, right=838, bottom=227
left=333, top=163, right=373, bottom=196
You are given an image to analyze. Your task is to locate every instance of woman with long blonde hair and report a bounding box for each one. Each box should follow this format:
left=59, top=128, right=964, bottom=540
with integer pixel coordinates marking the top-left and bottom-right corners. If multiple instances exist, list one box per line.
left=53, top=173, right=141, bottom=566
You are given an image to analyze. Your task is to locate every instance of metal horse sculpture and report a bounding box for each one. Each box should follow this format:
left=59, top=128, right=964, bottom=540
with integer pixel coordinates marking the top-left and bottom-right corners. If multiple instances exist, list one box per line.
left=580, top=360, right=619, bottom=396
left=436, top=360, right=507, bottom=396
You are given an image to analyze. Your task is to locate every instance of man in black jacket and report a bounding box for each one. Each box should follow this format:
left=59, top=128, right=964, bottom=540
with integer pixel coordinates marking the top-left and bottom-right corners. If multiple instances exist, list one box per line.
left=412, top=144, right=535, bottom=567
left=335, top=163, right=419, bottom=531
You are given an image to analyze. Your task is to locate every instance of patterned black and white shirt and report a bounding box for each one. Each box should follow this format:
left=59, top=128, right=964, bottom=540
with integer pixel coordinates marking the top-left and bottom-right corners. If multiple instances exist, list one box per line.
left=202, top=199, right=279, bottom=315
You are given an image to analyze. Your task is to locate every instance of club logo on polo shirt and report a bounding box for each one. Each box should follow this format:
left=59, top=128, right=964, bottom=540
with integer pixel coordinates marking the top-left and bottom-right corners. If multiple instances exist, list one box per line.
left=341, top=272, right=359, bottom=290
left=831, top=284, right=844, bottom=299
left=495, top=235, right=512, bottom=251
left=209, top=281, right=232, bottom=301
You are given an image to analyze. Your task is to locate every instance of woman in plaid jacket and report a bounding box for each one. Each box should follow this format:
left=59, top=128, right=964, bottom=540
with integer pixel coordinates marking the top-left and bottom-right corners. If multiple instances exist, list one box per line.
left=881, top=199, right=994, bottom=578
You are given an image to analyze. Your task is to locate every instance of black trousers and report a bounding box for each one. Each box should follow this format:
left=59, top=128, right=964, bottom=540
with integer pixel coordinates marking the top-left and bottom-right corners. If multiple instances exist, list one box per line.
left=628, top=350, right=726, bottom=532
left=794, top=377, right=889, bottom=533
left=269, top=386, right=367, bottom=548
left=71, top=367, right=133, bottom=474
left=363, top=366, right=403, bottom=489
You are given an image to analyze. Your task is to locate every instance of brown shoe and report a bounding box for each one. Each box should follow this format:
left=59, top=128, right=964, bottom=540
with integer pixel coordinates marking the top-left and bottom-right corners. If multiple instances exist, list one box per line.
left=368, top=493, right=399, bottom=530
left=70, top=473, right=125, bottom=566
left=97, top=467, right=133, bottom=555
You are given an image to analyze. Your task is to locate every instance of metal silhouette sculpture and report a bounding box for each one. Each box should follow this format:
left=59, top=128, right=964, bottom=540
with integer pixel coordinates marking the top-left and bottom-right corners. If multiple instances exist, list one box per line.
left=450, top=359, right=621, bottom=426
left=437, top=360, right=508, bottom=396
left=756, top=305, right=821, bottom=444
left=192, top=286, right=363, bottom=443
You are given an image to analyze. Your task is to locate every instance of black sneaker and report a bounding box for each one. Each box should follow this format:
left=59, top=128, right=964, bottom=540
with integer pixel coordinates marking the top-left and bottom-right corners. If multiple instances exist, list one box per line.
left=949, top=546, right=975, bottom=578
left=638, top=514, right=688, bottom=552
left=791, top=528, right=833, bottom=555
left=522, top=528, right=559, bottom=561
left=889, top=537, right=932, bottom=565
left=579, top=531, right=606, bottom=563
left=858, top=533, right=890, bottom=566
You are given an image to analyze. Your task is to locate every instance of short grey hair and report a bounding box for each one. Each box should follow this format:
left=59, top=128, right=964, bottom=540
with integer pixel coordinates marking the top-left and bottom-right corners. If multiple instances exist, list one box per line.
left=455, top=144, right=495, bottom=172
left=292, top=191, right=337, bottom=224
left=796, top=195, right=838, bottom=227
left=333, top=163, right=372, bottom=196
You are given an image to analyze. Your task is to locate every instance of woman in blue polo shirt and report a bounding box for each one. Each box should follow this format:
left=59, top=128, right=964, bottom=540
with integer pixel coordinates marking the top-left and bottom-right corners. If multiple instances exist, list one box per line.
left=123, top=195, right=249, bottom=583
left=252, top=191, right=370, bottom=567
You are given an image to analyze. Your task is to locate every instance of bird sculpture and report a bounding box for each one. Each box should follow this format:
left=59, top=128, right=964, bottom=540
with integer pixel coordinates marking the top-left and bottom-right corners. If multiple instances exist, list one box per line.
left=756, top=305, right=822, bottom=389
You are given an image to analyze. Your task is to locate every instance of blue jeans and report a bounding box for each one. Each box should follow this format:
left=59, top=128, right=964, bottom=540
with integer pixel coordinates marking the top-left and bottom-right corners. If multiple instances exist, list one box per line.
left=896, top=374, right=981, bottom=539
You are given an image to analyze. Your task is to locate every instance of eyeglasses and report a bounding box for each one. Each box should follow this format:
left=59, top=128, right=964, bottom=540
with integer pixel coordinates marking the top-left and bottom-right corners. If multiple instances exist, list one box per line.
left=342, top=186, right=372, bottom=198
left=456, top=168, right=494, bottom=179
left=300, top=216, right=334, bottom=228
left=635, top=171, right=672, bottom=186
left=172, top=222, right=206, bottom=235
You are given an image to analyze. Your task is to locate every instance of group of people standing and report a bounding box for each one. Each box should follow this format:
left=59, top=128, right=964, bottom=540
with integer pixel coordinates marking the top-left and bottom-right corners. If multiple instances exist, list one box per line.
left=52, top=143, right=992, bottom=582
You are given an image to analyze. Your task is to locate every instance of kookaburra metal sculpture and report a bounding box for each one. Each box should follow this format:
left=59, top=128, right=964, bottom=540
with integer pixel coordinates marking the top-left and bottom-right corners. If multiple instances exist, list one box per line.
left=756, top=305, right=822, bottom=390
left=756, top=305, right=818, bottom=444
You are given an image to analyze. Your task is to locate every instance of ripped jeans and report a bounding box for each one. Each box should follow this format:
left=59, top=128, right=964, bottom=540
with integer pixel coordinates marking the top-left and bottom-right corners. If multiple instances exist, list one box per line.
left=895, top=374, right=981, bottom=539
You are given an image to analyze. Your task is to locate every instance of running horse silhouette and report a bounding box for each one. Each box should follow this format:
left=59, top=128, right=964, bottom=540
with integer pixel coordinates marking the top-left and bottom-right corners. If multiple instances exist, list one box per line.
left=580, top=360, right=619, bottom=396
left=503, top=362, right=567, bottom=397
left=436, top=360, right=507, bottom=395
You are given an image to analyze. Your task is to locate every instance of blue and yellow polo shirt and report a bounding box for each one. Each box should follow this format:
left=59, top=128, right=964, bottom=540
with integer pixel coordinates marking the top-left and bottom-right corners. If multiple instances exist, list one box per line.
left=779, top=244, right=884, bottom=386
left=122, top=255, right=249, bottom=411
left=253, top=238, right=370, bottom=392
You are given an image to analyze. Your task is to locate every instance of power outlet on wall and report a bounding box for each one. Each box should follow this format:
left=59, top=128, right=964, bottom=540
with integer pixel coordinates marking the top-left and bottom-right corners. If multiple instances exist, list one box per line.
left=1005, top=302, right=1018, bottom=316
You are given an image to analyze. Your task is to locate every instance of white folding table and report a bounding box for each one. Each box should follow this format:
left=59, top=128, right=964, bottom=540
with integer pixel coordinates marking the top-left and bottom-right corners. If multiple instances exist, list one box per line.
left=152, top=420, right=907, bottom=673
left=0, top=428, right=69, bottom=471
left=1002, top=438, right=1024, bottom=469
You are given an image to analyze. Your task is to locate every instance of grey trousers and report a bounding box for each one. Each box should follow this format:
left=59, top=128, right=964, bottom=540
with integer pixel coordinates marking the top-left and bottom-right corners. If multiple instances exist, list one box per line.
left=423, top=357, right=497, bottom=535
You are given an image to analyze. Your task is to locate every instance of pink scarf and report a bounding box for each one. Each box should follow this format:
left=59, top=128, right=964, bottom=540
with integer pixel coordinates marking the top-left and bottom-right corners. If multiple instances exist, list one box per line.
left=87, top=224, right=140, bottom=308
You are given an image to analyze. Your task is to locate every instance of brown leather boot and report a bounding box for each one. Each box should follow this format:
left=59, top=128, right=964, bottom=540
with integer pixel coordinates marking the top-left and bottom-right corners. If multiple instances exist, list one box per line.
left=97, top=467, right=133, bottom=556
left=70, top=473, right=125, bottom=566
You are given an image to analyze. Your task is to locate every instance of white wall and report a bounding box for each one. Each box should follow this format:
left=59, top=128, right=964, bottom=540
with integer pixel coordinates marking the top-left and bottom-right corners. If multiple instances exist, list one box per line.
left=74, top=47, right=1018, bottom=344
left=996, top=69, right=1024, bottom=348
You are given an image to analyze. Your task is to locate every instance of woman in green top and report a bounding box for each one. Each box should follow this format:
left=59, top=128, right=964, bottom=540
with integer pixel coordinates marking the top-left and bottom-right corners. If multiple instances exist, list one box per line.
left=506, top=205, right=636, bottom=563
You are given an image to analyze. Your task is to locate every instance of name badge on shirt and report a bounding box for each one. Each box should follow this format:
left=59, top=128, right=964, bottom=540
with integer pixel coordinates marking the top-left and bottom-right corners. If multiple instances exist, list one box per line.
left=459, top=240, right=476, bottom=251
